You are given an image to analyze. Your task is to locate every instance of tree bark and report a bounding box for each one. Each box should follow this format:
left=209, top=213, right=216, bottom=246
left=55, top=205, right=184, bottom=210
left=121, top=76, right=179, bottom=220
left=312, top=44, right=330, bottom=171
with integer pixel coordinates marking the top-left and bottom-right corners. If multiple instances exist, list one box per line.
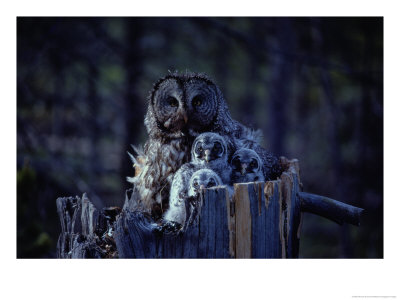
left=57, top=159, right=363, bottom=258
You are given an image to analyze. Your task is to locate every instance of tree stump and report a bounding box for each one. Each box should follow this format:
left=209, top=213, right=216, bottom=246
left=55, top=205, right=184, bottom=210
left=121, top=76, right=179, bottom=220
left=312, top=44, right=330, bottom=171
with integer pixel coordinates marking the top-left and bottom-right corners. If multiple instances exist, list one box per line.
left=56, top=158, right=363, bottom=258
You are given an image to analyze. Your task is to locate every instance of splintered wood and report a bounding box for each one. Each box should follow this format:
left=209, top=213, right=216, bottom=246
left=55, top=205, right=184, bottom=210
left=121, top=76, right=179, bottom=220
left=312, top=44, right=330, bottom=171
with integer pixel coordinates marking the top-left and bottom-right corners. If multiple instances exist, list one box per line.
left=234, top=184, right=252, bottom=258
left=57, top=159, right=304, bottom=258
left=114, top=159, right=303, bottom=258
left=230, top=158, right=301, bottom=258
left=57, top=157, right=364, bottom=258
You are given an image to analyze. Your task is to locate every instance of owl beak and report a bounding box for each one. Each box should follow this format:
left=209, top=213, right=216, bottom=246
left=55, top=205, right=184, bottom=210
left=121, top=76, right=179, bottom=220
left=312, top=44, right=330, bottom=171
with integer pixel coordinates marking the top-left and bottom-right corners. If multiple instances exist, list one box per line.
left=241, top=163, right=248, bottom=175
left=204, top=149, right=211, bottom=163
left=182, top=112, right=188, bottom=124
left=200, top=184, right=205, bottom=190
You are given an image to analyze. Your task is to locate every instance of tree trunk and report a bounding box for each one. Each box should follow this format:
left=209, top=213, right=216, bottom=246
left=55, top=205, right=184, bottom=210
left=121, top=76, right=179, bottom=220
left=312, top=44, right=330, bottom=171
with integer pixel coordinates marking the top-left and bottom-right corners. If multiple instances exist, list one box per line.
left=57, top=159, right=363, bottom=258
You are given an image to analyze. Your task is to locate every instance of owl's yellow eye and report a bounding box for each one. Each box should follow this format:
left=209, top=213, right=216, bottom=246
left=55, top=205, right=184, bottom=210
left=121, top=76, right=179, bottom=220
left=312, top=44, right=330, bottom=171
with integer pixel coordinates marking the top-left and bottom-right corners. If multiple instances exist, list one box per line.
left=195, top=142, right=203, bottom=155
left=213, top=142, right=223, bottom=155
left=250, top=159, right=258, bottom=169
left=232, top=156, right=241, bottom=169
left=192, top=96, right=203, bottom=107
left=207, top=178, right=216, bottom=187
left=167, top=96, right=178, bottom=107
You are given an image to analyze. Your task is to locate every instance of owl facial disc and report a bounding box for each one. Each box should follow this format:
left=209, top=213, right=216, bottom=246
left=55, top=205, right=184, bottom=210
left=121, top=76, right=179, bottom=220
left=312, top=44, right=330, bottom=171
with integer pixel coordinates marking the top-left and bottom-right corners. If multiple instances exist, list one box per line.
left=192, top=132, right=226, bottom=164
left=189, top=168, right=222, bottom=197
left=231, top=148, right=264, bottom=183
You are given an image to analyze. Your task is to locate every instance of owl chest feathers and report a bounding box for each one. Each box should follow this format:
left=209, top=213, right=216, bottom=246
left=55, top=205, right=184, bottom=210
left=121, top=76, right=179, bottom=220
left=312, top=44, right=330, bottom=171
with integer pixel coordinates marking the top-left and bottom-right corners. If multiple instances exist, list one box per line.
left=145, top=137, right=190, bottom=179
left=135, top=136, right=192, bottom=213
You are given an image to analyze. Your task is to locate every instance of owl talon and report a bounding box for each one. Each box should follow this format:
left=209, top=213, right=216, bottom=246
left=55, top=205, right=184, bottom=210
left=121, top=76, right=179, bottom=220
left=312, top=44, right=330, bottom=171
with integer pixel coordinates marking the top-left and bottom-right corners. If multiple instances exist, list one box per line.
left=157, top=220, right=182, bottom=234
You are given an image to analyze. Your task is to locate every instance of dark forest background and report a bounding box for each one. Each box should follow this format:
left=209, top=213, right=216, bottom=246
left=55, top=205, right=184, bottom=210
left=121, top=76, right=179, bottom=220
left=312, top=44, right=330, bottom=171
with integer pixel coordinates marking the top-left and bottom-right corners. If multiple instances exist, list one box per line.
left=17, top=17, right=383, bottom=258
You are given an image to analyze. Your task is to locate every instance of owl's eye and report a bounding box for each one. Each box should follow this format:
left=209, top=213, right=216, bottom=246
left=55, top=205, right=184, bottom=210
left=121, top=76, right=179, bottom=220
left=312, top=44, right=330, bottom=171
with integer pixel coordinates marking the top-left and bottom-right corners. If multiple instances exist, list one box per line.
left=232, top=156, right=241, bottom=169
left=212, top=142, right=223, bottom=155
left=250, top=159, right=258, bottom=169
left=207, top=178, right=216, bottom=187
left=167, top=96, right=179, bottom=107
left=195, top=143, right=203, bottom=155
left=193, top=181, right=199, bottom=188
left=192, top=95, right=203, bottom=107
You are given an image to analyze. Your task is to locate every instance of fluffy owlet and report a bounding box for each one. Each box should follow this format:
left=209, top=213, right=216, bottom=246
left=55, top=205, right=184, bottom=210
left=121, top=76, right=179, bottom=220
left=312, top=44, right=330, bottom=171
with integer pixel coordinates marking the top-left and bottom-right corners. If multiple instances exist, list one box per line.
left=191, top=132, right=232, bottom=184
left=132, top=72, right=280, bottom=219
left=187, top=168, right=223, bottom=227
left=188, top=168, right=223, bottom=197
left=230, top=148, right=265, bottom=184
left=163, top=163, right=198, bottom=225
left=164, top=167, right=222, bottom=226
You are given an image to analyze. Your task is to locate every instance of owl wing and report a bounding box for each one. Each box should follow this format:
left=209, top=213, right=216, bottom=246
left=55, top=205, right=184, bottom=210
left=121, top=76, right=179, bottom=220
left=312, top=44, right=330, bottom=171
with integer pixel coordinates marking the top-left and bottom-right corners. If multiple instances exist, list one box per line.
left=254, top=144, right=281, bottom=180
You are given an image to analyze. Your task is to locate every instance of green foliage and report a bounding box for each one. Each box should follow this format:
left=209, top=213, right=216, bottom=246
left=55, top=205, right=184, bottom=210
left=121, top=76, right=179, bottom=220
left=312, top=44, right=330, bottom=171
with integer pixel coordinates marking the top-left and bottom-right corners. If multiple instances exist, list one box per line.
left=17, top=161, right=53, bottom=258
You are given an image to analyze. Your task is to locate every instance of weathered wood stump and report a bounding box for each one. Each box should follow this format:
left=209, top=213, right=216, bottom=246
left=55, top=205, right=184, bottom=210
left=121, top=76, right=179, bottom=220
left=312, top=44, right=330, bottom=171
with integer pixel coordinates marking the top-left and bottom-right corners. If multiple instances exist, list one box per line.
left=56, top=158, right=364, bottom=258
left=56, top=193, right=120, bottom=258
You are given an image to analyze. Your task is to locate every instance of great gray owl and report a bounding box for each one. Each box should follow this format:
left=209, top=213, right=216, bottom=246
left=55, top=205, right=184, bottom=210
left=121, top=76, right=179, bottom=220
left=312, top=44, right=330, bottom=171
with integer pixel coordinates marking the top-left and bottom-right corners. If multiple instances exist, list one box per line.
left=191, top=132, right=232, bottom=184
left=164, top=166, right=222, bottom=225
left=231, top=148, right=265, bottom=183
left=132, top=72, right=281, bottom=219
left=188, top=168, right=223, bottom=197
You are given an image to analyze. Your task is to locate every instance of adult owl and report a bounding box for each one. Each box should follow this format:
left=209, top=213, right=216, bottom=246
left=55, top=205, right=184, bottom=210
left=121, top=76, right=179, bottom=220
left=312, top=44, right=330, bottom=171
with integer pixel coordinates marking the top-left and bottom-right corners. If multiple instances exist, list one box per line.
left=133, top=72, right=280, bottom=219
left=191, top=132, right=232, bottom=184
left=231, top=148, right=265, bottom=184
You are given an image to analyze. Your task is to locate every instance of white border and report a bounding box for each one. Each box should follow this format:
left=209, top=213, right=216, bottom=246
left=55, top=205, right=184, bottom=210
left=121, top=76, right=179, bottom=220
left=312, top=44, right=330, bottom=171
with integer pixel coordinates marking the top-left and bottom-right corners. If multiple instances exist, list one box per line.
left=2, top=1, right=399, bottom=299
